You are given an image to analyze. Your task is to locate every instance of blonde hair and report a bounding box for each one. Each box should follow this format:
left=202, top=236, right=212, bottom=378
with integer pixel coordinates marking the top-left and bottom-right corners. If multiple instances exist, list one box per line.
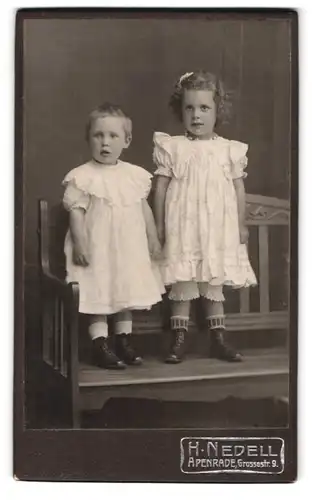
left=85, top=103, right=132, bottom=141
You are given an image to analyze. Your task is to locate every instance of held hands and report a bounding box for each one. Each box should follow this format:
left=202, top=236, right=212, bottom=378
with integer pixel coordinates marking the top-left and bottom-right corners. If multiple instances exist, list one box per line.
left=239, top=225, right=249, bottom=245
left=147, top=224, right=165, bottom=260
left=148, top=236, right=163, bottom=261
left=156, top=224, right=166, bottom=248
left=72, top=242, right=89, bottom=267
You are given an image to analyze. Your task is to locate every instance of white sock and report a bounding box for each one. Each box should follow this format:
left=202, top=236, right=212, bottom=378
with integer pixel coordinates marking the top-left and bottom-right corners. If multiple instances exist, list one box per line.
left=115, top=320, right=132, bottom=335
left=89, top=320, right=108, bottom=340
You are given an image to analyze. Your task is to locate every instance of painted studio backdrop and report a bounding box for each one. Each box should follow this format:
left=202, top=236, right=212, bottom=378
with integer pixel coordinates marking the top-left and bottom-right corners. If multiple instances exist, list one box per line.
left=23, top=16, right=291, bottom=426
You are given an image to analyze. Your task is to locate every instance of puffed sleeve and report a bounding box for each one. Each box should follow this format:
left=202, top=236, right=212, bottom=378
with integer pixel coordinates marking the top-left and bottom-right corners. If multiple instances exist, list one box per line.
left=229, top=140, right=249, bottom=180
left=62, top=169, right=91, bottom=211
left=153, top=132, right=174, bottom=178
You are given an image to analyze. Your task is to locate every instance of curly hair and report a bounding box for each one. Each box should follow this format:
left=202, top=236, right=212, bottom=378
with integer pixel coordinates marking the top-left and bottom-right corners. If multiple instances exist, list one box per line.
left=85, top=102, right=132, bottom=141
left=169, top=71, right=232, bottom=126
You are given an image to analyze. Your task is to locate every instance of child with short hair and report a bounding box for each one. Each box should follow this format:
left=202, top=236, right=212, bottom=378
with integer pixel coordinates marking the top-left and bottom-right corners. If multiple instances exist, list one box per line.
left=63, top=103, right=164, bottom=369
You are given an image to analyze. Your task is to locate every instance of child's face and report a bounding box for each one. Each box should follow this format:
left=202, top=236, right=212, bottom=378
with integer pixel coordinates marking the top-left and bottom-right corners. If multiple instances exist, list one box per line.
left=89, top=116, right=130, bottom=164
left=182, top=89, right=217, bottom=139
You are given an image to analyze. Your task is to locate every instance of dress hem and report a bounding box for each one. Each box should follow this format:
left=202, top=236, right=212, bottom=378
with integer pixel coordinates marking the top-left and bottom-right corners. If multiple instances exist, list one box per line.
left=78, top=297, right=163, bottom=315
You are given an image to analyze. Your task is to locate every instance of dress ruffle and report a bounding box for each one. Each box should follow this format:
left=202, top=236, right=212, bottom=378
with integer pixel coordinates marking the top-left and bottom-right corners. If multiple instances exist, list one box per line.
left=63, top=184, right=90, bottom=211
left=159, top=249, right=257, bottom=288
left=152, top=133, right=257, bottom=289
left=62, top=161, right=152, bottom=207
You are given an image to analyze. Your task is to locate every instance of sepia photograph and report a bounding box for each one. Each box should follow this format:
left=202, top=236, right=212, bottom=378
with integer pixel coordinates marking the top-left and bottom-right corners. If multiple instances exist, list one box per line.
left=14, top=8, right=298, bottom=481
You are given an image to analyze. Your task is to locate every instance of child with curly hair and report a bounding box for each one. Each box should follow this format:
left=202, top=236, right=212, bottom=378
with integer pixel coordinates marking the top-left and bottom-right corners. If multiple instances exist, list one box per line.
left=153, top=71, right=257, bottom=364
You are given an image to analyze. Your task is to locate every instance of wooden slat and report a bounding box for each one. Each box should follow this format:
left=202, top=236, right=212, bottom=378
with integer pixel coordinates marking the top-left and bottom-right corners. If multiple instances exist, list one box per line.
left=59, top=301, right=65, bottom=375
left=246, top=193, right=290, bottom=210
left=53, top=297, right=60, bottom=370
left=42, top=300, right=52, bottom=363
left=226, top=311, right=288, bottom=331
left=247, top=219, right=289, bottom=226
left=67, top=282, right=80, bottom=428
left=38, top=199, right=50, bottom=274
left=259, top=225, right=270, bottom=312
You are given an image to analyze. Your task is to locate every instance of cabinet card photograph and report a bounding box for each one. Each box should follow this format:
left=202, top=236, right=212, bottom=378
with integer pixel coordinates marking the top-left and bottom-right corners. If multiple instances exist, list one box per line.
left=14, top=8, right=298, bottom=482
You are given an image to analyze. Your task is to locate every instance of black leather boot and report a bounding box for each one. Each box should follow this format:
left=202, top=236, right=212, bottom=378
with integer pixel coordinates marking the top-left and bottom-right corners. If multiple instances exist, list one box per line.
left=165, top=329, right=186, bottom=364
left=210, top=329, right=242, bottom=362
left=92, top=337, right=126, bottom=369
left=115, top=334, right=143, bottom=366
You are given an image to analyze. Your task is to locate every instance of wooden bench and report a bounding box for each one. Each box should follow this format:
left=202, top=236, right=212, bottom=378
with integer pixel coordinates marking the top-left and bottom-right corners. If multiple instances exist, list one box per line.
left=37, top=194, right=290, bottom=428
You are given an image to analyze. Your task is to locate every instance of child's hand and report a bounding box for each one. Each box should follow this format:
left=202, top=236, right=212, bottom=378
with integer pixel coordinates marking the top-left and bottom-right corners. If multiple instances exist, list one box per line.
left=239, top=225, right=249, bottom=244
left=72, top=243, right=89, bottom=267
left=148, top=237, right=163, bottom=261
left=156, top=225, right=165, bottom=247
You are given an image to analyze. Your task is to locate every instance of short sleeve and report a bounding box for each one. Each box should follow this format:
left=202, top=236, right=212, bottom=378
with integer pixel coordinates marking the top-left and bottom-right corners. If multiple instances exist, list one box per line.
left=153, top=132, right=174, bottom=178
left=62, top=176, right=90, bottom=212
left=229, top=140, right=249, bottom=180
left=131, top=166, right=152, bottom=200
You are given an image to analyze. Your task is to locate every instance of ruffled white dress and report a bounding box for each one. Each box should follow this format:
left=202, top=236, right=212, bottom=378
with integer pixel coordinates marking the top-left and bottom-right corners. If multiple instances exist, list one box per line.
left=63, top=160, right=164, bottom=315
left=153, top=132, right=257, bottom=290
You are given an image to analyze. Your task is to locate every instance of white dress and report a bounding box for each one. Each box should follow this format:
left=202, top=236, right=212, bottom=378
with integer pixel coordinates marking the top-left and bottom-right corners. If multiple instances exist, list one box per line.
left=153, top=132, right=257, bottom=289
left=63, top=160, right=164, bottom=315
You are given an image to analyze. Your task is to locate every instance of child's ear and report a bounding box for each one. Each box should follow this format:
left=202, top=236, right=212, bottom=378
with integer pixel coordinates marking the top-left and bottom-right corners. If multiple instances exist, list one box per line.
left=124, top=134, right=132, bottom=149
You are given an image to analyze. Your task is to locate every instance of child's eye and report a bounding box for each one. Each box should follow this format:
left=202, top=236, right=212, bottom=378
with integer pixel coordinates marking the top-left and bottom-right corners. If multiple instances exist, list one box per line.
left=201, top=105, right=210, bottom=111
left=110, top=133, right=118, bottom=139
left=185, top=105, right=193, bottom=111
